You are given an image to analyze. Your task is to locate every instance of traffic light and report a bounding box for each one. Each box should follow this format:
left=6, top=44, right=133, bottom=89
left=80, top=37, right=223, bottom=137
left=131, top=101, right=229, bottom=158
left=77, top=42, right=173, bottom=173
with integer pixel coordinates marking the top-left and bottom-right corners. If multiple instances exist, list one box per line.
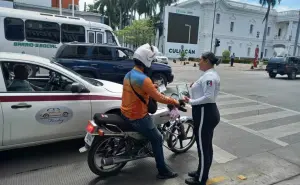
left=215, top=38, right=220, bottom=47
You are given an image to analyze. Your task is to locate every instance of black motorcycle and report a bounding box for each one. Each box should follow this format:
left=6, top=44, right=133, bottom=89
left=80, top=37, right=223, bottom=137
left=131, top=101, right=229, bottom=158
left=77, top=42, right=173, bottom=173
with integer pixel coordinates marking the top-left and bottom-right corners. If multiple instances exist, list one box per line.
left=79, top=92, right=195, bottom=177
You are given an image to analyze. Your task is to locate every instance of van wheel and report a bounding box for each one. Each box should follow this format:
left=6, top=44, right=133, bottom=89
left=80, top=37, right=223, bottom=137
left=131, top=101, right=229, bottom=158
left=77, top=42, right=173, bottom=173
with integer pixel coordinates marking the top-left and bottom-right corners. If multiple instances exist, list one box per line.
left=80, top=72, right=96, bottom=79
left=288, top=70, right=296, bottom=80
left=269, top=73, right=276, bottom=78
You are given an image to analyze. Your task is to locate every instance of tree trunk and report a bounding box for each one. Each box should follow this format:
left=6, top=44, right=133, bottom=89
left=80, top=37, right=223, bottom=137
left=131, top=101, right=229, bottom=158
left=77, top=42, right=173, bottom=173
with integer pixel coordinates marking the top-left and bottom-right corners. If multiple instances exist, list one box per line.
left=260, top=4, right=270, bottom=60
left=119, top=8, right=123, bottom=30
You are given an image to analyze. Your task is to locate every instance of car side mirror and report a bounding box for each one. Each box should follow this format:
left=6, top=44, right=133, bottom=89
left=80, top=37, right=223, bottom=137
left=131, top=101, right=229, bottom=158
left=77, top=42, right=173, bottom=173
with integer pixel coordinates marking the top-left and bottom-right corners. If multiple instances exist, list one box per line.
left=71, top=83, right=90, bottom=93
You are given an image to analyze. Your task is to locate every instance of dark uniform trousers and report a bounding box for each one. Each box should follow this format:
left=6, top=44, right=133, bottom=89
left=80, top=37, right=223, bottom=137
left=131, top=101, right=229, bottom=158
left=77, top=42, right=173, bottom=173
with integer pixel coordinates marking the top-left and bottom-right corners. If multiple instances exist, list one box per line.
left=192, top=103, right=220, bottom=183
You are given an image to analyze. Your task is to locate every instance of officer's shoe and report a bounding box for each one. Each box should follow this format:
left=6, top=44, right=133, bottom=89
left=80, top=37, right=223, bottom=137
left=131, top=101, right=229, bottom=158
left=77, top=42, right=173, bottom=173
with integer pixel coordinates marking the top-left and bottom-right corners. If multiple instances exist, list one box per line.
left=185, top=178, right=206, bottom=185
left=188, top=171, right=198, bottom=178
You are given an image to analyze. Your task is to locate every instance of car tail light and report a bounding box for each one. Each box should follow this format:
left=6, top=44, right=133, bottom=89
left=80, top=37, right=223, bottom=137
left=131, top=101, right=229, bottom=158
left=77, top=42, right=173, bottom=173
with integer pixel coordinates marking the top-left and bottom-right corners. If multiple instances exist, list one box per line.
left=86, top=120, right=95, bottom=133
left=98, top=129, right=105, bottom=136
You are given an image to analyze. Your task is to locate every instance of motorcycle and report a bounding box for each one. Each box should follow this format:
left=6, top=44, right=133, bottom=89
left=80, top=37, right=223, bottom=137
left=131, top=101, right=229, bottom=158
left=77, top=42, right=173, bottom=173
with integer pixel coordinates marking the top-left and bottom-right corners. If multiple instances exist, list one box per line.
left=79, top=90, right=195, bottom=177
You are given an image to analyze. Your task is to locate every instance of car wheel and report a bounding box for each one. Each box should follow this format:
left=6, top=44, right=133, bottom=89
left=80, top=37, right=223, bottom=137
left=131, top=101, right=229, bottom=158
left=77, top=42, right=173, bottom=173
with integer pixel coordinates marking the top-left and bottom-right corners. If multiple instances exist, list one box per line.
left=269, top=72, right=276, bottom=78
left=152, top=73, right=167, bottom=87
left=288, top=70, right=296, bottom=80
left=80, top=72, right=96, bottom=79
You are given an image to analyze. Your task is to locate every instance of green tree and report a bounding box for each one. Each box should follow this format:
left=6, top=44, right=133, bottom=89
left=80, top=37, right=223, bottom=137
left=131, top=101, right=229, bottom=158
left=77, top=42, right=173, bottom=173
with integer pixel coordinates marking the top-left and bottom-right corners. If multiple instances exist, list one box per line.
left=222, top=50, right=230, bottom=60
left=115, top=19, right=155, bottom=47
left=259, top=0, right=281, bottom=60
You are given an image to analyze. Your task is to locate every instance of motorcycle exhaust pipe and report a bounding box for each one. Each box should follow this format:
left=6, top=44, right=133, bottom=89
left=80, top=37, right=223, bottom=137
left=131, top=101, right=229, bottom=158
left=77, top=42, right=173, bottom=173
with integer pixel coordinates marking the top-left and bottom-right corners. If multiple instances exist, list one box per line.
left=101, top=155, right=149, bottom=166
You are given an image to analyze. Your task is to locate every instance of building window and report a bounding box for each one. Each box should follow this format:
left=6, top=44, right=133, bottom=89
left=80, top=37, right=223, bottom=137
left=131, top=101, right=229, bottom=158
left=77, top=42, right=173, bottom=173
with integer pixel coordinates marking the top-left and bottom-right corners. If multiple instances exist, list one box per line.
left=247, top=47, right=251, bottom=56
left=264, top=49, right=268, bottom=57
left=61, top=24, right=86, bottom=43
left=278, top=28, right=282, bottom=37
left=4, top=17, right=25, bottom=41
left=230, top=22, right=234, bottom=32
left=228, top=46, right=232, bottom=52
left=250, top=24, right=253, bottom=34
left=216, top=13, right=220, bottom=24
left=267, top=27, right=271, bottom=36
left=25, top=20, right=60, bottom=44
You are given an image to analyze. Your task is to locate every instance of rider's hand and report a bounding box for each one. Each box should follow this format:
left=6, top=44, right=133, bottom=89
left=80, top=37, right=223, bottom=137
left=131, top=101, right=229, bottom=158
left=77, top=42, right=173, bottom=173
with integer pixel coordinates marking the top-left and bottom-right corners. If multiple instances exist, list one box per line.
left=183, top=96, right=190, bottom=103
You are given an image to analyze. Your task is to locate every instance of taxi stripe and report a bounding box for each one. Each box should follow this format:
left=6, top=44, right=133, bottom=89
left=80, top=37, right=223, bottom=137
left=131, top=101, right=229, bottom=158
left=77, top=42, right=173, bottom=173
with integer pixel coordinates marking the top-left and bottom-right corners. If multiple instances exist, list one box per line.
left=0, top=95, right=121, bottom=102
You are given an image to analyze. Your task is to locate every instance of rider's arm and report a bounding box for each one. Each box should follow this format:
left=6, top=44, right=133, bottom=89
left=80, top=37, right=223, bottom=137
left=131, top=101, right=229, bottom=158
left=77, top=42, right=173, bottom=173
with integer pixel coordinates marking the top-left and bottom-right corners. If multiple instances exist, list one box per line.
left=142, top=77, right=179, bottom=105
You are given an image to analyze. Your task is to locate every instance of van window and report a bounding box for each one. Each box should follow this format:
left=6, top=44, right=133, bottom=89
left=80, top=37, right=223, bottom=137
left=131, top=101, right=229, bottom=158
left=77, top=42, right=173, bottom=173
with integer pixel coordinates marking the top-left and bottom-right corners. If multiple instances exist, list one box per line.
left=105, top=30, right=117, bottom=45
left=92, top=47, right=112, bottom=60
left=25, top=20, right=60, bottom=44
left=61, top=24, right=85, bottom=43
left=58, top=45, right=90, bottom=59
left=4, top=18, right=25, bottom=41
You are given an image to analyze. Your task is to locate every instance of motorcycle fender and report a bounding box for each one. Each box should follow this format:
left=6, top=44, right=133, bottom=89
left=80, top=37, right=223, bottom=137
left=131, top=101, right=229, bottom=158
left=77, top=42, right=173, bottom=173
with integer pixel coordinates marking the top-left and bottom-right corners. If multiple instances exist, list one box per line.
left=180, top=116, right=193, bottom=123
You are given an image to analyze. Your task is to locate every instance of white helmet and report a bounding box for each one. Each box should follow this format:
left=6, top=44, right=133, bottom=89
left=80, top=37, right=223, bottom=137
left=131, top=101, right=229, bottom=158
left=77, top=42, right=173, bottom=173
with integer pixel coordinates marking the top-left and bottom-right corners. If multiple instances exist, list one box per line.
left=133, top=43, right=159, bottom=68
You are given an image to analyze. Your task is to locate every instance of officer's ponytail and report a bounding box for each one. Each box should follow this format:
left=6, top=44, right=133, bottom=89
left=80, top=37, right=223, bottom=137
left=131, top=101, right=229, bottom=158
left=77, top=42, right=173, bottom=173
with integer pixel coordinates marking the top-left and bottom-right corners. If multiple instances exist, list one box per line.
left=202, top=52, right=220, bottom=66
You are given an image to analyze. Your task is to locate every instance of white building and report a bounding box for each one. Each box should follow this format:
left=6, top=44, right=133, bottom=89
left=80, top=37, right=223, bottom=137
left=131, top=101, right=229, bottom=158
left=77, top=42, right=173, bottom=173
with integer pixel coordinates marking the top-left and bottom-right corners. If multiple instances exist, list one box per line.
left=169, top=0, right=300, bottom=59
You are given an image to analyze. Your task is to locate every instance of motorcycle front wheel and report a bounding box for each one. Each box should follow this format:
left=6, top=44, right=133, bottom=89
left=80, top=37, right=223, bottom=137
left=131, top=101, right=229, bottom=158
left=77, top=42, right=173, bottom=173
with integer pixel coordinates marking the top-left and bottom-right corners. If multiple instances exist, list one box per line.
left=167, top=120, right=196, bottom=154
left=87, top=137, right=127, bottom=177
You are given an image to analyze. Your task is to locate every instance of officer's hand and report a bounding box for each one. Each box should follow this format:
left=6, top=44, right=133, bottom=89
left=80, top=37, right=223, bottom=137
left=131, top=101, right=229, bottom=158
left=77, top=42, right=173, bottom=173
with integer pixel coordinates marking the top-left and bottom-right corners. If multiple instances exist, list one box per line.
left=183, top=96, right=190, bottom=103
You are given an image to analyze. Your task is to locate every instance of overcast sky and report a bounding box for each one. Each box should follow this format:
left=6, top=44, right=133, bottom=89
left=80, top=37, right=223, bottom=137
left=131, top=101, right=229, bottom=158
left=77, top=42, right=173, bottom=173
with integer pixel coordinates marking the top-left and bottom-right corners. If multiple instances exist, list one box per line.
left=79, top=0, right=300, bottom=12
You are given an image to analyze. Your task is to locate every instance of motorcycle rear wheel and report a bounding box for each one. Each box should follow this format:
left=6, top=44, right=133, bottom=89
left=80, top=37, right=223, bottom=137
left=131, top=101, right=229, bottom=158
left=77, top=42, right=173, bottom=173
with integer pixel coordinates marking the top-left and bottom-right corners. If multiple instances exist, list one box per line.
left=167, top=120, right=196, bottom=154
left=88, top=137, right=127, bottom=177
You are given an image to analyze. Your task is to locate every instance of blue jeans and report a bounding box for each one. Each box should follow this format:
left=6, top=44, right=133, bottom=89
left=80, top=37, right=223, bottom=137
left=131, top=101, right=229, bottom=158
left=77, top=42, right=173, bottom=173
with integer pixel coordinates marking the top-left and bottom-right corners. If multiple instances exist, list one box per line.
left=121, top=113, right=169, bottom=174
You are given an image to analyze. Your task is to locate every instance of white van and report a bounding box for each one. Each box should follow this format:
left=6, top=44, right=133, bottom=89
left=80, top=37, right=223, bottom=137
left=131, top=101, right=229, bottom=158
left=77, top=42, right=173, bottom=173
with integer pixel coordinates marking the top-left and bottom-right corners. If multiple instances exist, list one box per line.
left=0, top=7, right=120, bottom=60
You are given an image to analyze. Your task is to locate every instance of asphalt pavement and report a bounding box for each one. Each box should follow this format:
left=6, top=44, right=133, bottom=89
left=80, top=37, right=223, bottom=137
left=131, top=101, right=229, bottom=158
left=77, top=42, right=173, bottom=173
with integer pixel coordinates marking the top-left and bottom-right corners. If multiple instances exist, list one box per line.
left=1, top=62, right=300, bottom=185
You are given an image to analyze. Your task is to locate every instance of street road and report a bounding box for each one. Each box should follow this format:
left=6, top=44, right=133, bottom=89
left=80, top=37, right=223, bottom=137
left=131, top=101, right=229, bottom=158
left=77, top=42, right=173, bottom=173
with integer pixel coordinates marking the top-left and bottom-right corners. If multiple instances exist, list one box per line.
left=1, top=62, right=300, bottom=185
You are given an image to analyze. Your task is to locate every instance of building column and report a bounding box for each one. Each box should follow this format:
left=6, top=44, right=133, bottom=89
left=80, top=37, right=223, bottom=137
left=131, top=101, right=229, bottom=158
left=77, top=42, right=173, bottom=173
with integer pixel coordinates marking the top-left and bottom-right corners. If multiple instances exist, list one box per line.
left=286, top=21, right=293, bottom=40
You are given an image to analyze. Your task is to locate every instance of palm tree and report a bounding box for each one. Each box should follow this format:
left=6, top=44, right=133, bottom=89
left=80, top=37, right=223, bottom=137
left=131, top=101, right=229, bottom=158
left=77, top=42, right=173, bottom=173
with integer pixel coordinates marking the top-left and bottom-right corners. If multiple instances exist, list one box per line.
left=94, top=0, right=118, bottom=29
left=259, top=0, right=281, bottom=61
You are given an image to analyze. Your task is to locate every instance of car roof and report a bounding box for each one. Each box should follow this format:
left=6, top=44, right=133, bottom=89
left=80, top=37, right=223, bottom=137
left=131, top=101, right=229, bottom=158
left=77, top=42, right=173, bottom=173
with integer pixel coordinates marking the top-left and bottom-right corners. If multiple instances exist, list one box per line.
left=63, top=42, right=132, bottom=50
left=0, top=52, right=51, bottom=65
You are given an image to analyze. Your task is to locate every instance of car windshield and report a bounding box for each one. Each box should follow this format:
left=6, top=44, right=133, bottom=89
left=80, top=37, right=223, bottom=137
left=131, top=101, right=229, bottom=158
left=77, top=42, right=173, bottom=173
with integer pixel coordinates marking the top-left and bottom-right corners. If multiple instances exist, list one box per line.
left=51, top=60, right=103, bottom=86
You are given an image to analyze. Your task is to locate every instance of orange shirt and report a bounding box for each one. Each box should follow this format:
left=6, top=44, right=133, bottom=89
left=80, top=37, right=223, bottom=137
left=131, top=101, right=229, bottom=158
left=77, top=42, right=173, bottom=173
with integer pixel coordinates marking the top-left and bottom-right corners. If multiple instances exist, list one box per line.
left=121, top=67, right=178, bottom=120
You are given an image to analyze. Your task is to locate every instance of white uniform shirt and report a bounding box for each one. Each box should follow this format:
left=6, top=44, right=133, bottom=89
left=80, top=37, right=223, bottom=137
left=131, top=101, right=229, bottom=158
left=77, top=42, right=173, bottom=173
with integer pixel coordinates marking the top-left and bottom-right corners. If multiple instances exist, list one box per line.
left=189, top=68, right=220, bottom=106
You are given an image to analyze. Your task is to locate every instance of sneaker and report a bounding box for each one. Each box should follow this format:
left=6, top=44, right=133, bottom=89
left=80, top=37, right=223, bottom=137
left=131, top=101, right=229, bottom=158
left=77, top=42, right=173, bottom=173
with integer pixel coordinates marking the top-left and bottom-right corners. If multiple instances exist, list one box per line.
left=185, top=178, right=206, bottom=185
left=156, top=171, right=178, bottom=179
left=188, top=171, right=198, bottom=178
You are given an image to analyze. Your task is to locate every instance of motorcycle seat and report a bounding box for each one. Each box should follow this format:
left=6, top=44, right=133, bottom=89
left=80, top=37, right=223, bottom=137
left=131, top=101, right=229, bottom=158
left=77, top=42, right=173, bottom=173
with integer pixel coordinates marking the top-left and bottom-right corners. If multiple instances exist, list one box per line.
left=93, top=113, right=136, bottom=132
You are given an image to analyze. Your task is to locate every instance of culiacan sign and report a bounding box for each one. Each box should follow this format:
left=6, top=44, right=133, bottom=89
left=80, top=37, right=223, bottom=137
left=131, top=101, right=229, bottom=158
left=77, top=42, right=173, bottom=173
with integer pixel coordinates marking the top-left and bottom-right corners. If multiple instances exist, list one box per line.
left=13, top=42, right=57, bottom=48
left=35, top=106, right=73, bottom=125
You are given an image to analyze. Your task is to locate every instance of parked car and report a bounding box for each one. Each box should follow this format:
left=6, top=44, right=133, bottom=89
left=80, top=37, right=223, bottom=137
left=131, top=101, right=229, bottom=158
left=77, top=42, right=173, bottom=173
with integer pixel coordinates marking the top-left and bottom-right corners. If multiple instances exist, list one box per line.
left=54, top=43, right=174, bottom=86
left=0, top=52, right=171, bottom=151
left=155, top=52, right=169, bottom=65
left=266, top=56, right=300, bottom=80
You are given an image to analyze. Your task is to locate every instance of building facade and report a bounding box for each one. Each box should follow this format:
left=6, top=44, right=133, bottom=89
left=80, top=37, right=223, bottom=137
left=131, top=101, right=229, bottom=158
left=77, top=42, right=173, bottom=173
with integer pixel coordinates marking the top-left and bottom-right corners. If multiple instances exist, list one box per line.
left=0, top=0, right=105, bottom=23
left=169, top=0, right=300, bottom=59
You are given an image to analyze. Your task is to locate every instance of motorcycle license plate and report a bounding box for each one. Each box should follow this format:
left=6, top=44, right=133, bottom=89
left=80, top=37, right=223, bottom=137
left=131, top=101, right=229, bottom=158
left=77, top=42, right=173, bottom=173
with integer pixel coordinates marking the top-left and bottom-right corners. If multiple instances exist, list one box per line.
left=84, top=133, right=95, bottom=146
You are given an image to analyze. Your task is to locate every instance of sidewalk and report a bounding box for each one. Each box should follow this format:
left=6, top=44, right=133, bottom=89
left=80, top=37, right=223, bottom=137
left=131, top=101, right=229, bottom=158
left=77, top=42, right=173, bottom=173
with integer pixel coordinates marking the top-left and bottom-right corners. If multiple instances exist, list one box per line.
left=169, top=61, right=266, bottom=71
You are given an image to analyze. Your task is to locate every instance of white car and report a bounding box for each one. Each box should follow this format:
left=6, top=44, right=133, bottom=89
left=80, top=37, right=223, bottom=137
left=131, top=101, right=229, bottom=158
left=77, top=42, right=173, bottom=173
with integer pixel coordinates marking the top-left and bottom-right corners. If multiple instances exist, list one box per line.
left=155, top=52, right=169, bottom=65
left=0, top=52, right=170, bottom=151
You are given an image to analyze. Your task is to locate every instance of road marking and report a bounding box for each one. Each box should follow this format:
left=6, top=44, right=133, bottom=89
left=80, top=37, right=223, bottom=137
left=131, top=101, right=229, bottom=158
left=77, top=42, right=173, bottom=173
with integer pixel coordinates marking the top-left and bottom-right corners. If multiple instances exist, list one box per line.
left=217, top=99, right=253, bottom=106
left=259, top=122, right=300, bottom=139
left=219, top=104, right=271, bottom=115
left=213, top=145, right=238, bottom=163
left=229, top=111, right=298, bottom=126
left=220, top=92, right=300, bottom=115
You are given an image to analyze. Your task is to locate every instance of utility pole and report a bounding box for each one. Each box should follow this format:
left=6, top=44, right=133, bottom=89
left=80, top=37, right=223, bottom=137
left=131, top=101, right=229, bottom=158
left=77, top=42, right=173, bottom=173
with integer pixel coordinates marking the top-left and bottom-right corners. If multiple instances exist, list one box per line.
left=210, top=0, right=217, bottom=52
left=293, top=10, right=300, bottom=56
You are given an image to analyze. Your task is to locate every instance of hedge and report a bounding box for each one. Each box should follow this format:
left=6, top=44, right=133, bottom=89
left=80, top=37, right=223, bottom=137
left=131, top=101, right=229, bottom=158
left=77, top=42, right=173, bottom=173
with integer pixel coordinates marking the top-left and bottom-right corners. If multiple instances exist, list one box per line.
left=185, top=58, right=268, bottom=65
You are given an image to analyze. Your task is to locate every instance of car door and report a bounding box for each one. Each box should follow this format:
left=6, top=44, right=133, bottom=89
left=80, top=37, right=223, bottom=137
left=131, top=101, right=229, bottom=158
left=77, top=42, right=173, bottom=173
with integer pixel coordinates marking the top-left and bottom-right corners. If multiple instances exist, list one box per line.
left=113, top=48, right=135, bottom=83
left=0, top=60, right=92, bottom=146
left=90, top=46, right=118, bottom=82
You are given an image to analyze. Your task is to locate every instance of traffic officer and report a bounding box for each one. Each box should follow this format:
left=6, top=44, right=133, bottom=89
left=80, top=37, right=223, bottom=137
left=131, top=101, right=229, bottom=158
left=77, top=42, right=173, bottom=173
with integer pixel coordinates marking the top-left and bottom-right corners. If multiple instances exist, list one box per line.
left=183, top=51, right=221, bottom=185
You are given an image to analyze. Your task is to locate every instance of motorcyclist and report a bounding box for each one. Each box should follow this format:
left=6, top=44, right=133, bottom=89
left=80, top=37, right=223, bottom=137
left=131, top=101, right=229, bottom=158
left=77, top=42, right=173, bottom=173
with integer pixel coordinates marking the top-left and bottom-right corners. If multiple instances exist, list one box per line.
left=120, top=43, right=180, bottom=179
